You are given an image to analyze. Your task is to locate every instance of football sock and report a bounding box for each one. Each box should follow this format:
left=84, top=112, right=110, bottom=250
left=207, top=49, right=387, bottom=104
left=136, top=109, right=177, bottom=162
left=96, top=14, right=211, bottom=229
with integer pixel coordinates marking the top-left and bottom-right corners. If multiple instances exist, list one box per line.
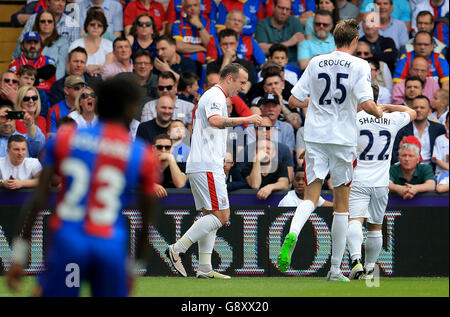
left=198, top=229, right=217, bottom=273
left=174, top=214, right=222, bottom=254
left=365, top=230, right=382, bottom=271
left=330, top=212, right=349, bottom=274
left=347, top=220, right=363, bottom=261
left=289, top=200, right=315, bottom=237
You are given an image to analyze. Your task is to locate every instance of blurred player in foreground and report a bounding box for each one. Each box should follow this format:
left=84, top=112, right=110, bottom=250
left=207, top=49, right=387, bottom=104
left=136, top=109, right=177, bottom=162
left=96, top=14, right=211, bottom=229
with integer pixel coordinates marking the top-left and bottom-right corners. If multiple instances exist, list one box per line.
left=279, top=19, right=382, bottom=282
left=7, top=74, right=160, bottom=296
left=166, top=63, right=262, bottom=279
left=347, top=86, right=416, bottom=280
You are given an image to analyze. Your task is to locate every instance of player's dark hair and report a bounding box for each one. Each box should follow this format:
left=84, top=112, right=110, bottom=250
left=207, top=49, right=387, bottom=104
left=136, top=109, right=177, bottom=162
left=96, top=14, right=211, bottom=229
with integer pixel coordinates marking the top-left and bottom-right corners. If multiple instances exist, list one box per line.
left=371, top=84, right=380, bottom=103
left=178, top=72, right=199, bottom=91
left=294, top=166, right=305, bottom=173
left=7, top=134, right=27, bottom=147
left=220, top=63, right=248, bottom=80
left=56, top=116, right=76, bottom=128
left=413, top=95, right=431, bottom=107
left=405, top=76, right=424, bottom=89
left=95, top=73, right=142, bottom=123
left=333, top=19, right=359, bottom=48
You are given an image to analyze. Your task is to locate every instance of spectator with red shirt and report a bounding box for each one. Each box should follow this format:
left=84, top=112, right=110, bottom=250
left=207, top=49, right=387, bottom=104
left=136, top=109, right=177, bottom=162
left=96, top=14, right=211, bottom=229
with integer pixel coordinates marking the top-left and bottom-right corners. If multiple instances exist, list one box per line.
left=14, top=86, right=47, bottom=138
left=172, top=0, right=216, bottom=66
left=124, top=0, right=166, bottom=36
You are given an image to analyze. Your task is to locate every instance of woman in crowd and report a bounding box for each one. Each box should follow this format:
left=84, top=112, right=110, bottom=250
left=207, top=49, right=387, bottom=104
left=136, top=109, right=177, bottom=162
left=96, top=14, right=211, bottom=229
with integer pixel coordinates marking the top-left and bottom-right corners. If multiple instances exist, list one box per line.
left=69, top=86, right=98, bottom=129
left=68, top=8, right=114, bottom=77
left=14, top=85, right=47, bottom=137
left=127, top=13, right=159, bottom=58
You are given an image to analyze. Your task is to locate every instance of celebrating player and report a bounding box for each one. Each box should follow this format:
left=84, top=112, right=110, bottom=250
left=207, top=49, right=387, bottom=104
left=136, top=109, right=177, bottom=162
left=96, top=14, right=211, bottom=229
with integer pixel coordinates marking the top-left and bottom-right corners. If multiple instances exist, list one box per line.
left=347, top=95, right=416, bottom=280
left=7, top=74, right=160, bottom=296
left=278, top=19, right=382, bottom=282
left=166, top=63, right=262, bottom=279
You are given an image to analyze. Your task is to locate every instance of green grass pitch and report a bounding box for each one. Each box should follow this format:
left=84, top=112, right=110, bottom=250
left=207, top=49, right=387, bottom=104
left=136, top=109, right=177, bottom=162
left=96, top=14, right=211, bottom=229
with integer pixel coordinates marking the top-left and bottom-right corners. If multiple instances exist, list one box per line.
left=0, top=276, right=448, bottom=297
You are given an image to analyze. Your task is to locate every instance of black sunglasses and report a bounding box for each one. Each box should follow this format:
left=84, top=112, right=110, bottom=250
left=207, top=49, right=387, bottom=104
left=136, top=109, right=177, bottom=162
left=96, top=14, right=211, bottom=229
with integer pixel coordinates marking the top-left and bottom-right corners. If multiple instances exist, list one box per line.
left=157, top=85, right=173, bottom=91
left=23, top=95, right=39, bottom=102
left=39, top=19, right=54, bottom=24
left=314, top=22, right=331, bottom=27
left=356, top=51, right=370, bottom=56
left=4, top=78, right=19, bottom=84
left=80, top=92, right=96, bottom=99
left=138, top=21, right=152, bottom=27
left=155, top=145, right=171, bottom=150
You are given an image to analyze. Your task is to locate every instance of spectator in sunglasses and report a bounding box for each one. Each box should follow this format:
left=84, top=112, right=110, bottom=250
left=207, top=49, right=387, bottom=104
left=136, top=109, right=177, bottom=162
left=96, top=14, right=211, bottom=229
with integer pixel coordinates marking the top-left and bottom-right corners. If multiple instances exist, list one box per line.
left=141, top=71, right=194, bottom=131
left=0, top=71, right=19, bottom=108
left=78, top=0, right=124, bottom=38
left=47, top=75, right=87, bottom=136
left=0, top=104, right=45, bottom=158
left=298, top=10, right=336, bottom=71
left=152, top=133, right=188, bottom=198
left=127, top=14, right=159, bottom=59
left=68, top=86, right=98, bottom=129
left=14, top=86, right=47, bottom=138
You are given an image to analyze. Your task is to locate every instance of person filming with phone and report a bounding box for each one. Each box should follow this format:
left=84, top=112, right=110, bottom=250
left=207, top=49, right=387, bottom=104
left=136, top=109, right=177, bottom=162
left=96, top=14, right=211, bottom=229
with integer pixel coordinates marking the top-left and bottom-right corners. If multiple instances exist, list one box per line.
left=0, top=103, right=45, bottom=158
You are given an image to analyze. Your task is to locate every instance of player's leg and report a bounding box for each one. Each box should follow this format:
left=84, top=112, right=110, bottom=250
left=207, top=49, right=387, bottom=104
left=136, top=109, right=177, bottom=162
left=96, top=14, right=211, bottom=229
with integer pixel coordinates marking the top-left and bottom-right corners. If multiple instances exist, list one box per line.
left=278, top=142, right=327, bottom=272
left=361, top=187, right=388, bottom=279
left=326, top=144, right=356, bottom=282
left=347, top=186, right=371, bottom=279
left=167, top=172, right=227, bottom=277
left=39, top=229, right=88, bottom=297
left=196, top=208, right=231, bottom=279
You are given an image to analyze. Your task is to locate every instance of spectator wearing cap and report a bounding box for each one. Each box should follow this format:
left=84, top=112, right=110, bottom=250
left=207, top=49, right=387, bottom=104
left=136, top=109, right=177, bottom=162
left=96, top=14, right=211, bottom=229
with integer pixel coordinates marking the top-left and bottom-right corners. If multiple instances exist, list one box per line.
left=0, top=134, right=42, bottom=189
left=392, top=95, right=446, bottom=166
left=9, top=32, right=57, bottom=93
left=247, top=93, right=296, bottom=156
left=389, top=136, right=436, bottom=199
left=101, top=37, right=134, bottom=80
left=46, top=75, right=87, bottom=136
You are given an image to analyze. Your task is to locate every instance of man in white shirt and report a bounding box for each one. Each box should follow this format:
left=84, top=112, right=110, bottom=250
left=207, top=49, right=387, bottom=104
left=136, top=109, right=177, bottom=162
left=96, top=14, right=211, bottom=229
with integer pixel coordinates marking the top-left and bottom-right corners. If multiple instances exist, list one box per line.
left=0, top=134, right=42, bottom=189
left=279, top=19, right=382, bottom=282
left=166, top=63, right=262, bottom=279
left=278, top=166, right=333, bottom=207
left=347, top=102, right=415, bottom=280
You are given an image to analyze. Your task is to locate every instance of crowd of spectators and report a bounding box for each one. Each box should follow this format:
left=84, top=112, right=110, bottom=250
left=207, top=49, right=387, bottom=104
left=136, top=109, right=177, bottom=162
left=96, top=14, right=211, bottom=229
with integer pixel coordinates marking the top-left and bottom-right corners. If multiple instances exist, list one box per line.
left=1, top=0, right=448, bottom=198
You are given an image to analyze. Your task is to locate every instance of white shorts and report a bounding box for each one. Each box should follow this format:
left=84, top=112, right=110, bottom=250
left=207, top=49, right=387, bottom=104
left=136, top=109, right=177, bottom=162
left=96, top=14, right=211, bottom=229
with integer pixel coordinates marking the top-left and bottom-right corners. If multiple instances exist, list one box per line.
left=349, top=186, right=389, bottom=225
left=304, top=142, right=357, bottom=187
left=188, top=172, right=229, bottom=211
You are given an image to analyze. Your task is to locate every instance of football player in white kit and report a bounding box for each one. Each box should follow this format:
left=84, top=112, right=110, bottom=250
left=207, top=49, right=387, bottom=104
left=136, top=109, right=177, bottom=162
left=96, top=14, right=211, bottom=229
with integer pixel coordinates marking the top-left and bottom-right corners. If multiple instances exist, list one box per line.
left=166, top=63, right=262, bottom=279
left=347, top=89, right=417, bottom=280
left=278, top=19, right=383, bottom=282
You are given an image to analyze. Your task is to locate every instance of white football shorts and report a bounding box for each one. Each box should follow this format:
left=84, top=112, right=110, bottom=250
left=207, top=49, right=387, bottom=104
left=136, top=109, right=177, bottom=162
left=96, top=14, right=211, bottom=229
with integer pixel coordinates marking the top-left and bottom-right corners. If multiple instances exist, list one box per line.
left=349, top=186, right=389, bottom=225
left=188, top=171, right=229, bottom=211
left=304, top=141, right=357, bottom=187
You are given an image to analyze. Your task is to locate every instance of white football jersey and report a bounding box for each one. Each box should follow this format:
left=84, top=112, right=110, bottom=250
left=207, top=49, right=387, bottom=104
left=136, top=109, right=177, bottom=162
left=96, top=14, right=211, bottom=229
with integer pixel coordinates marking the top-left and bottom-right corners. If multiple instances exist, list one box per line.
left=352, top=111, right=411, bottom=187
left=291, top=50, right=374, bottom=146
left=186, top=85, right=228, bottom=174
left=432, top=134, right=449, bottom=178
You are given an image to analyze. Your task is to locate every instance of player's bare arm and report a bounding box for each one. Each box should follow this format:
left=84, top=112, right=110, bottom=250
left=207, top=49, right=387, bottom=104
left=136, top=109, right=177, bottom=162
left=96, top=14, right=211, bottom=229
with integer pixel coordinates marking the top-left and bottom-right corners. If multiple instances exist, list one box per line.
left=359, top=100, right=383, bottom=118
left=208, top=114, right=262, bottom=129
left=379, top=104, right=417, bottom=122
left=288, top=95, right=309, bottom=109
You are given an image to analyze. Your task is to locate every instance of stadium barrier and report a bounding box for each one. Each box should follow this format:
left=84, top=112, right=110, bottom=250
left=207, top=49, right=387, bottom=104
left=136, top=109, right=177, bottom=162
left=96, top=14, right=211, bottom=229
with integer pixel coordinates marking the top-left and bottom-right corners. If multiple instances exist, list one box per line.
left=0, top=189, right=448, bottom=277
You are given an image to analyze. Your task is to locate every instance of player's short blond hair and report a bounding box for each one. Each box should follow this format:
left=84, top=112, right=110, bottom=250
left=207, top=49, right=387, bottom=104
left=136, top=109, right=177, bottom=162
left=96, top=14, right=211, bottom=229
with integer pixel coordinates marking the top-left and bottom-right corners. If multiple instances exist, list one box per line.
left=333, top=19, right=359, bottom=48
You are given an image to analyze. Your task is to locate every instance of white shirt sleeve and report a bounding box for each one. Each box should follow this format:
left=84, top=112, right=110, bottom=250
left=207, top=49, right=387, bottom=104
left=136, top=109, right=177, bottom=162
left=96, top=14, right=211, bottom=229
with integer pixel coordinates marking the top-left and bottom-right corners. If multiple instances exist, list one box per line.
left=353, top=61, right=374, bottom=105
left=291, top=61, right=311, bottom=102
